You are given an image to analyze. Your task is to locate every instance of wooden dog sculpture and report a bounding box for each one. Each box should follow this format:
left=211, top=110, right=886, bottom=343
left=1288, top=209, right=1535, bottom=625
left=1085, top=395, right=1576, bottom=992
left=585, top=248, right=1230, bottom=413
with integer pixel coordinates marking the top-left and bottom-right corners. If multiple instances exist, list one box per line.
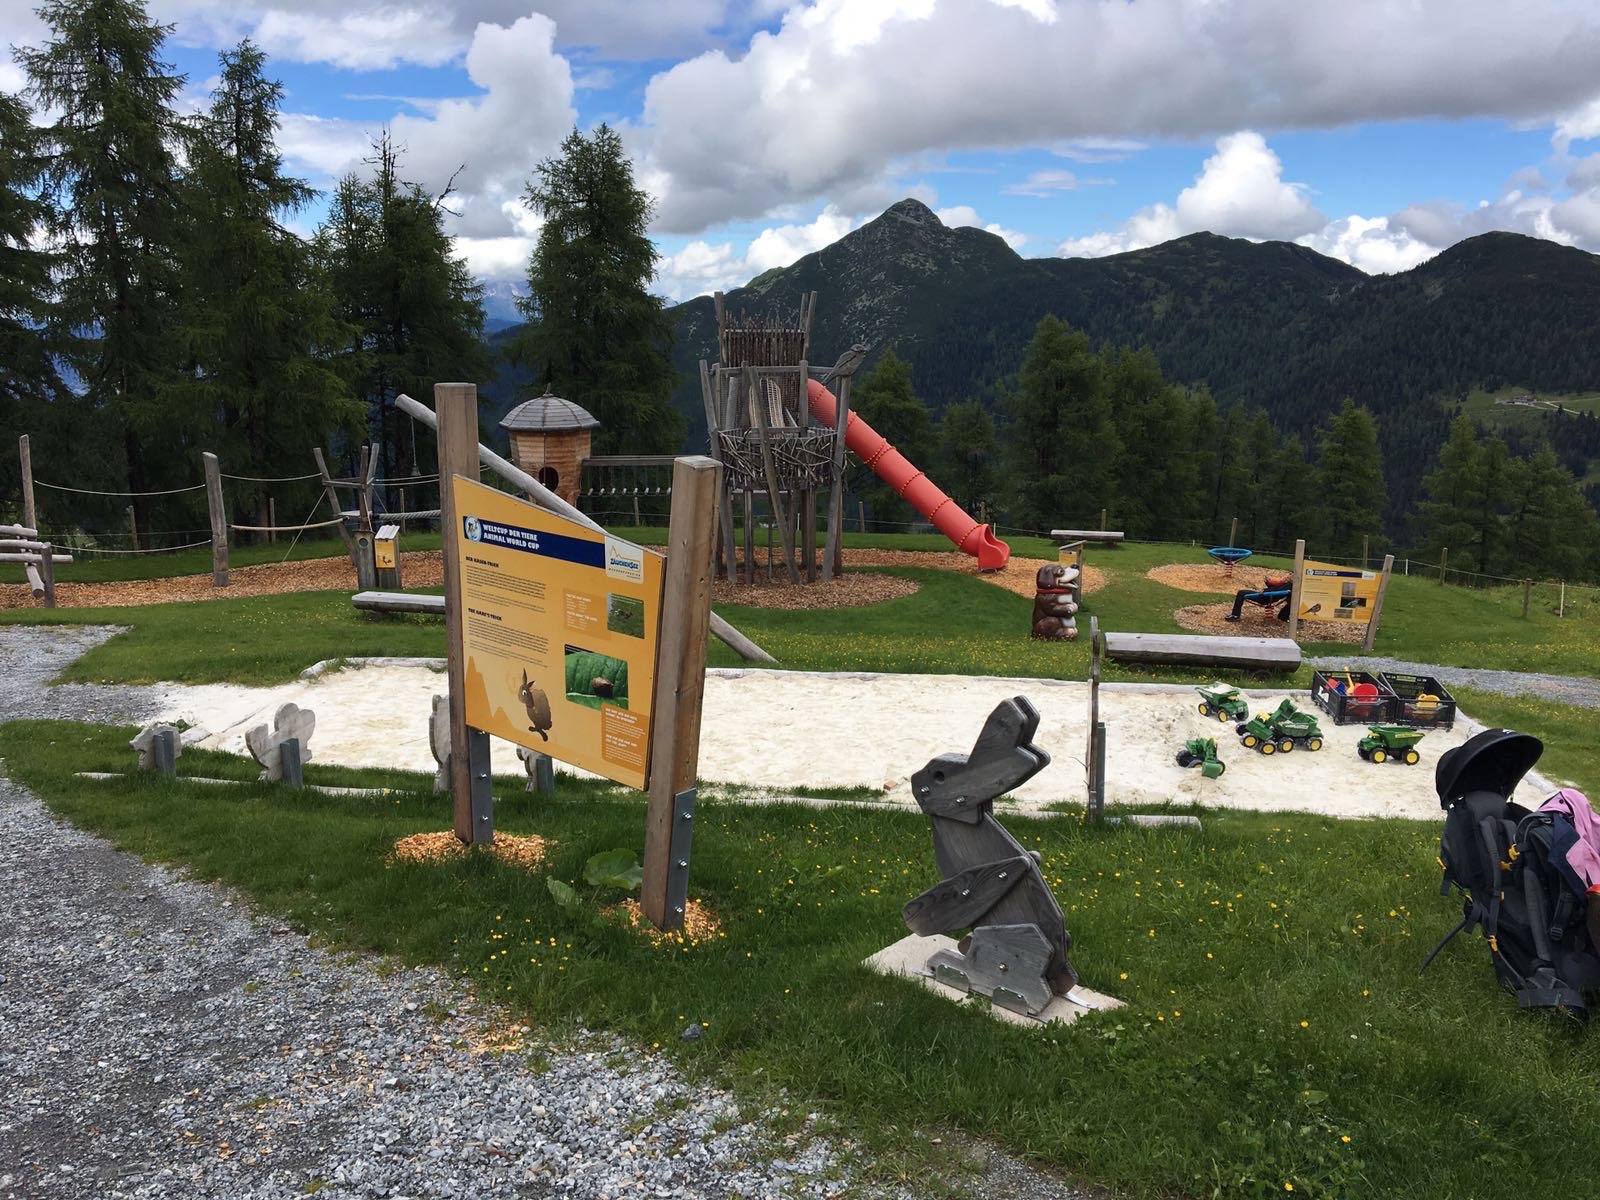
left=1031, top=563, right=1079, bottom=641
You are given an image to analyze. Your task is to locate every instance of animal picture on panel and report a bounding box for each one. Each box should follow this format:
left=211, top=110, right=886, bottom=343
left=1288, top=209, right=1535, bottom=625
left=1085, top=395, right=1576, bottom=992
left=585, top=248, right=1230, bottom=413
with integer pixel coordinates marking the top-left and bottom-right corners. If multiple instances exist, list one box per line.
left=519, top=669, right=553, bottom=740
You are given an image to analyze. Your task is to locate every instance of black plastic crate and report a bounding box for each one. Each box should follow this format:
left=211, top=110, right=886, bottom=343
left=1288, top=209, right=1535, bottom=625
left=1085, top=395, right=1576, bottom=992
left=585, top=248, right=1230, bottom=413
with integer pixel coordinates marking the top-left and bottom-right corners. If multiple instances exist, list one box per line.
left=1309, top=669, right=1396, bottom=726
left=1378, top=672, right=1457, bottom=730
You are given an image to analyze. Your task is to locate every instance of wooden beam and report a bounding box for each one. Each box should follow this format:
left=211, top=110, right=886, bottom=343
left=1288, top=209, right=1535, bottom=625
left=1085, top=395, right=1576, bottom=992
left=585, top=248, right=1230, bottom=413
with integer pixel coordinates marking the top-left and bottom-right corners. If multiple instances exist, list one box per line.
left=642, top=455, right=721, bottom=931
left=18, top=434, right=36, bottom=531
left=24, top=562, right=43, bottom=599
left=435, top=382, right=487, bottom=845
left=203, top=452, right=229, bottom=588
left=1101, top=631, right=1301, bottom=672
left=311, top=447, right=356, bottom=554
left=1362, top=554, right=1394, bottom=653
left=0, top=552, right=71, bottom=564
left=746, top=366, right=798, bottom=583
left=1286, top=538, right=1306, bottom=641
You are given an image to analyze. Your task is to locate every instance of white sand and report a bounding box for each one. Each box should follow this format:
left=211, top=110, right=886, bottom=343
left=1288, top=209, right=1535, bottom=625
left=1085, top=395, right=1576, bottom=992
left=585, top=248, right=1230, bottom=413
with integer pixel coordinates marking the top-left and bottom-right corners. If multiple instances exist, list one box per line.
left=158, top=662, right=1560, bottom=822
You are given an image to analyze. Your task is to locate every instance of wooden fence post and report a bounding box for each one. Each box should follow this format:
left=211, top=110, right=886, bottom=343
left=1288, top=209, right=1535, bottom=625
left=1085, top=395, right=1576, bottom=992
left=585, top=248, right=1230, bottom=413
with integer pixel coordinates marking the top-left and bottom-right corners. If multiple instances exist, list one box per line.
left=436, top=383, right=488, bottom=844
left=39, top=540, right=56, bottom=609
left=642, top=455, right=721, bottom=931
left=19, top=434, right=36, bottom=531
left=1439, top=546, right=1448, bottom=586
left=1522, top=579, right=1532, bottom=619
left=1099, top=508, right=1108, bottom=532
left=1362, top=554, right=1394, bottom=652
left=203, top=452, right=229, bottom=587
left=1287, top=538, right=1306, bottom=641
left=1361, top=535, right=1369, bottom=570
left=1228, top=515, right=1238, bottom=548
left=267, top=497, right=277, bottom=545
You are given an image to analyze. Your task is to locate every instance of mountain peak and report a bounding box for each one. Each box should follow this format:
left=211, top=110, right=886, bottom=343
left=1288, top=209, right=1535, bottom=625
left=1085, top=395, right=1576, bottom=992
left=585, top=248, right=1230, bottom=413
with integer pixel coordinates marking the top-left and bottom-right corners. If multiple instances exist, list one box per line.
left=881, top=197, right=941, bottom=225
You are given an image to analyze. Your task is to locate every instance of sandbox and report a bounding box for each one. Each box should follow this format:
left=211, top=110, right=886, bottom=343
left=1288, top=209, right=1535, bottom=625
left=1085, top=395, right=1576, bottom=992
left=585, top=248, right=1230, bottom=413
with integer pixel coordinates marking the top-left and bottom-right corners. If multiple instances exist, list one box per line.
left=154, top=662, right=1557, bottom=821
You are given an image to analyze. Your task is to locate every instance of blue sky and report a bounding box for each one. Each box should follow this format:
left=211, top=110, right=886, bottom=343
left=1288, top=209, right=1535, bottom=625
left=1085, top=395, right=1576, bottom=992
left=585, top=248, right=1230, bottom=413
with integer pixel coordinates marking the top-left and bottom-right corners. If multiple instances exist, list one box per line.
left=7, top=0, right=1600, bottom=308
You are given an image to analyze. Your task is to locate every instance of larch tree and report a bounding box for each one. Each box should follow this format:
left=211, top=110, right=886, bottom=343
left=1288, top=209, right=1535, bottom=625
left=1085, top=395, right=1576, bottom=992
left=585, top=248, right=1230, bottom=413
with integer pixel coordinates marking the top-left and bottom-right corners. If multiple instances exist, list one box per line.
left=1314, top=400, right=1386, bottom=558
left=1419, top=415, right=1484, bottom=566
left=851, top=349, right=934, bottom=526
left=174, top=40, right=359, bottom=531
left=20, top=0, right=186, bottom=543
left=935, top=399, right=999, bottom=518
left=513, top=124, right=680, bottom=454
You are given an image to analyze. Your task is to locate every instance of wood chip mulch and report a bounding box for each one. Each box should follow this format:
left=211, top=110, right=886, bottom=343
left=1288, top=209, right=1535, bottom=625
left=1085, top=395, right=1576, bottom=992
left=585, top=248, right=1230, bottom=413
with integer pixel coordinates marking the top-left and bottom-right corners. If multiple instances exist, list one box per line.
left=610, top=898, right=722, bottom=946
left=1172, top=602, right=1367, bottom=643
left=1147, top=562, right=1279, bottom=594
left=712, top=571, right=918, bottom=609
left=389, top=830, right=552, bottom=871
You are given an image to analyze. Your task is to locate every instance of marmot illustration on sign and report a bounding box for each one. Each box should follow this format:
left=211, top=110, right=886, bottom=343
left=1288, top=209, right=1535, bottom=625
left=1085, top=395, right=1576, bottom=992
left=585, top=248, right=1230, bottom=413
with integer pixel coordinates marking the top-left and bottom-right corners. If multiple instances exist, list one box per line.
left=591, top=677, right=615, bottom=700
left=519, top=669, right=552, bottom=740
left=1031, top=563, right=1079, bottom=641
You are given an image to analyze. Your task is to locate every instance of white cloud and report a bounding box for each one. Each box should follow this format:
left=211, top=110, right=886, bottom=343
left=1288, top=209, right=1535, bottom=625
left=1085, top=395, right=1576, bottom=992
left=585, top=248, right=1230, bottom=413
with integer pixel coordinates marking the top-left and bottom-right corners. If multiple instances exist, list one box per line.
left=1052, top=137, right=1146, bottom=163
left=655, top=205, right=862, bottom=301
left=935, top=205, right=1026, bottom=249
left=1058, top=132, right=1322, bottom=255
left=277, top=16, right=576, bottom=249
left=641, top=0, right=1600, bottom=232
left=1005, top=169, right=1103, bottom=197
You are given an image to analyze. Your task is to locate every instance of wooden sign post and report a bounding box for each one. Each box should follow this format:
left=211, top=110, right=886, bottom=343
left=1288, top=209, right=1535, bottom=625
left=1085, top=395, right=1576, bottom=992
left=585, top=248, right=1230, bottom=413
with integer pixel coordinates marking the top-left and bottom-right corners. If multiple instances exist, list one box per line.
left=1286, top=538, right=1306, bottom=641
left=642, top=456, right=721, bottom=931
left=1361, top=554, right=1395, bottom=652
left=436, top=382, right=493, bottom=845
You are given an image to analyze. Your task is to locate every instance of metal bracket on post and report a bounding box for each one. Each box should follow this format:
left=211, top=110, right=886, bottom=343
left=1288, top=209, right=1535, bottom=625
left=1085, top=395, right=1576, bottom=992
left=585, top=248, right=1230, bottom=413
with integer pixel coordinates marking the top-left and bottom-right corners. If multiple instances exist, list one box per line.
left=279, top=738, right=303, bottom=787
left=152, top=728, right=177, bottom=777
left=664, top=787, right=697, bottom=923
left=468, top=726, right=494, bottom=842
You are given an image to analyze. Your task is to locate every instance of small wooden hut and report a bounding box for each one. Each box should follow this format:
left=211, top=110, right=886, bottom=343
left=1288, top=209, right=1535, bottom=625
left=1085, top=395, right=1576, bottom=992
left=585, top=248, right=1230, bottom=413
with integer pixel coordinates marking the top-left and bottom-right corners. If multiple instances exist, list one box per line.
left=500, top=390, right=599, bottom=509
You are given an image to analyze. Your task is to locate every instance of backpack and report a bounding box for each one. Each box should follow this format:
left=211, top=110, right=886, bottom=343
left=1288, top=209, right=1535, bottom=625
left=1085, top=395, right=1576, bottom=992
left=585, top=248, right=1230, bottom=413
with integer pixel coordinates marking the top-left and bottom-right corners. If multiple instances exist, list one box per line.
left=1421, top=728, right=1600, bottom=1016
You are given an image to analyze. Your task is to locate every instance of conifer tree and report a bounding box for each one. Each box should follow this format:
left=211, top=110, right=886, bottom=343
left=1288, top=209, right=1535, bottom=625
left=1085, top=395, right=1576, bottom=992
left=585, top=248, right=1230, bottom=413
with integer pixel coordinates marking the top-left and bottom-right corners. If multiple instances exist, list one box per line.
left=1314, top=400, right=1386, bottom=557
left=315, top=134, right=487, bottom=484
left=934, top=400, right=998, bottom=517
left=851, top=350, right=934, bottom=526
left=1003, top=316, right=1118, bottom=530
left=1105, top=346, right=1192, bottom=539
left=0, top=88, right=67, bottom=511
left=1419, top=415, right=1484, bottom=566
left=21, top=0, right=186, bottom=542
left=175, top=41, right=359, bottom=530
left=514, top=124, right=679, bottom=453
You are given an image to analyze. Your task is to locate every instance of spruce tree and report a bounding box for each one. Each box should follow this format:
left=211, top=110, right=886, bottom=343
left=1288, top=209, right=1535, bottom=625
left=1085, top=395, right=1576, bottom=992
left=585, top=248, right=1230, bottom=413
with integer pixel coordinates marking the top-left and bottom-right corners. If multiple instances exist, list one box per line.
left=175, top=41, right=359, bottom=531
left=1105, top=346, right=1191, bottom=539
left=0, top=88, right=67, bottom=513
left=315, top=134, right=488, bottom=486
left=514, top=124, right=680, bottom=454
left=21, top=0, right=186, bottom=542
left=851, top=349, right=933, bottom=527
left=1002, top=316, right=1118, bottom=530
left=1314, top=400, right=1386, bottom=558
left=1419, top=415, right=1484, bottom=566
left=934, top=400, right=998, bottom=518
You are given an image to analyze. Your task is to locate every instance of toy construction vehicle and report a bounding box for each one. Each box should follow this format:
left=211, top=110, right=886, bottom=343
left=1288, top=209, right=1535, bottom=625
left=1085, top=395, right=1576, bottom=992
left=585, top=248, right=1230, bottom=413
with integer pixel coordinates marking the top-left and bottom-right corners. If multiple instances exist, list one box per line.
left=1195, top=682, right=1249, bottom=724
left=1357, top=724, right=1424, bottom=765
left=1175, top=737, right=1226, bottom=778
left=1237, top=698, right=1325, bottom=755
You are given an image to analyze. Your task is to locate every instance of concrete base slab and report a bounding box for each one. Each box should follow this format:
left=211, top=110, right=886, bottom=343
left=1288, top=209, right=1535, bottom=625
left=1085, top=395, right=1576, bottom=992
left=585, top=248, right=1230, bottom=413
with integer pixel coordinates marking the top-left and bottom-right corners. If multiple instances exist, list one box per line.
left=864, top=933, right=1123, bottom=1028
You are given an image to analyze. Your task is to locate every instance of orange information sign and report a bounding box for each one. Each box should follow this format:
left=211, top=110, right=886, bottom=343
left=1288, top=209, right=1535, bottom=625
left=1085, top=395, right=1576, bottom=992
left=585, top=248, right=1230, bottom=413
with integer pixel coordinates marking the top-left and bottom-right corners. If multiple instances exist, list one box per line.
left=1298, top=559, right=1381, bottom=624
left=450, top=476, right=664, bottom=789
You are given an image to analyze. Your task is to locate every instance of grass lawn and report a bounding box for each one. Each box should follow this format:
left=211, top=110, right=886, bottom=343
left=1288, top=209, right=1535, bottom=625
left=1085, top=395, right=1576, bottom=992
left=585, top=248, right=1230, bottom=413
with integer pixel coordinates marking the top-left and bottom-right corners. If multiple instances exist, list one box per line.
left=4, top=720, right=1594, bottom=1200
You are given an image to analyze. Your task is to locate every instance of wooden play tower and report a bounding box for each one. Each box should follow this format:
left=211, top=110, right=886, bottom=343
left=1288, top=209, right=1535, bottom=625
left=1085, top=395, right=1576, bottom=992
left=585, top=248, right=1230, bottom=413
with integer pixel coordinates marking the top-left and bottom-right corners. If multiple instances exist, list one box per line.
left=700, top=291, right=857, bottom=584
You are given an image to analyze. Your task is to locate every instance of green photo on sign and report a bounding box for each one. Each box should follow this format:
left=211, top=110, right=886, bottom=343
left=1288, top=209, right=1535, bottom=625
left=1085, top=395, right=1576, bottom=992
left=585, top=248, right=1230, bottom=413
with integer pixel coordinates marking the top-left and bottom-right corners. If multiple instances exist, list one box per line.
left=564, top=645, right=630, bottom=711
left=607, top=594, right=646, bottom=639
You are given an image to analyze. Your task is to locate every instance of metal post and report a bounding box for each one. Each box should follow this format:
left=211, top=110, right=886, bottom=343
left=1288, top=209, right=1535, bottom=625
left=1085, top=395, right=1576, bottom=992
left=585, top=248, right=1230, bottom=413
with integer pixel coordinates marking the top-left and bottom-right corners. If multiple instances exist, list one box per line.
left=279, top=738, right=303, bottom=787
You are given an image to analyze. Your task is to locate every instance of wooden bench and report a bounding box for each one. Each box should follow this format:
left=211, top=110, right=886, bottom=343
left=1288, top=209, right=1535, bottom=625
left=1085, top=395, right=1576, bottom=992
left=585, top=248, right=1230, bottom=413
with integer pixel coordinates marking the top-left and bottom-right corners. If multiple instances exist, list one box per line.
left=1102, top=631, right=1300, bottom=674
left=352, top=590, right=444, bottom=616
left=1051, top=529, right=1125, bottom=545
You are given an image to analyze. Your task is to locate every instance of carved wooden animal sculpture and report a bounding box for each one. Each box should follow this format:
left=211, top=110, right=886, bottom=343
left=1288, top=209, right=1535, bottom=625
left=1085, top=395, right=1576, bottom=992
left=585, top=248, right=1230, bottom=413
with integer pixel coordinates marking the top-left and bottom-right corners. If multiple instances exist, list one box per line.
left=1031, top=563, right=1079, bottom=641
left=591, top=676, right=615, bottom=700
left=519, top=670, right=553, bottom=740
left=902, top=697, right=1078, bottom=1015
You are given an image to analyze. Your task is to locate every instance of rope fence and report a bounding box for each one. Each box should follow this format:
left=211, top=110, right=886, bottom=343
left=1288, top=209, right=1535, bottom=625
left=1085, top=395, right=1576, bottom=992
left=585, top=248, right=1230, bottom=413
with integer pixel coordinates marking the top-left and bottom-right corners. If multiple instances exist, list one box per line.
left=230, top=517, right=346, bottom=533
left=33, top=479, right=206, bottom=497
left=220, top=470, right=322, bottom=483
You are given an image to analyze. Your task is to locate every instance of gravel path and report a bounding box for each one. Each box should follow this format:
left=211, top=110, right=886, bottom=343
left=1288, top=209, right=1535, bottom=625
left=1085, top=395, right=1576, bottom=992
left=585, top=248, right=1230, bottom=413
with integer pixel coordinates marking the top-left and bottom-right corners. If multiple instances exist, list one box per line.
left=0, top=624, right=1093, bottom=1200
left=1309, top=655, right=1600, bottom=710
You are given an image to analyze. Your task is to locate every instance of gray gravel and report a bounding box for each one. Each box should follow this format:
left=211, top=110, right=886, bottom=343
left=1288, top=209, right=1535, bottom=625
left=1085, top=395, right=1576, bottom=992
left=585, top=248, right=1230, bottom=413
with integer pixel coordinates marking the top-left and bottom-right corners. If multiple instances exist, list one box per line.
left=0, top=623, right=1094, bottom=1200
left=1309, top=655, right=1600, bottom=710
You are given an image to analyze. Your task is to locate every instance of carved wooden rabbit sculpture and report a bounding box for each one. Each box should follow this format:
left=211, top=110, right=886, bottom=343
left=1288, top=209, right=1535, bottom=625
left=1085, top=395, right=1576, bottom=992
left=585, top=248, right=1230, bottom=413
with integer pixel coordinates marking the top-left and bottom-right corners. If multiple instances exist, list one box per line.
left=519, top=669, right=553, bottom=740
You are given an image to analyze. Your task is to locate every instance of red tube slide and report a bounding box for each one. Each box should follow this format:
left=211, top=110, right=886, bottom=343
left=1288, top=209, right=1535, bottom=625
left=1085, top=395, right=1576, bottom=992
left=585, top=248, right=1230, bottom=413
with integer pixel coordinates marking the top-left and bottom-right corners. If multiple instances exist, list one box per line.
left=807, top=378, right=1010, bottom=570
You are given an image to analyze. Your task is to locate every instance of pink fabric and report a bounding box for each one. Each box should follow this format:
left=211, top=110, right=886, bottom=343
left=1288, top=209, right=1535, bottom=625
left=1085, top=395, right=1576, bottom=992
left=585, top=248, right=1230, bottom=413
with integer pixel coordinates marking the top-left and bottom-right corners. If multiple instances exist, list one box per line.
left=1538, top=789, right=1600, bottom=889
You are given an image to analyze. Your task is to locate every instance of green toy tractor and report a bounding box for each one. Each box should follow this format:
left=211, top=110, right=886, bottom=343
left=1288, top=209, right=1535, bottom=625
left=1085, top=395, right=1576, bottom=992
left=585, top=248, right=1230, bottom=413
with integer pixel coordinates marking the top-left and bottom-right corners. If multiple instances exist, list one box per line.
left=1237, top=698, right=1325, bottom=755
left=1357, top=724, right=1424, bottom=765
left=1195, top=682, right=1249, bottom=724
left=1175, top=737, right=1226, bottom=778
